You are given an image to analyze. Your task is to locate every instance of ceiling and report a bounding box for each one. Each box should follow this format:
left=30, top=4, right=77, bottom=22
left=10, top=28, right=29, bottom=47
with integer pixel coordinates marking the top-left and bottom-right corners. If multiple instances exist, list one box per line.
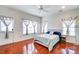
left=6, top=5, right=79, bottom=17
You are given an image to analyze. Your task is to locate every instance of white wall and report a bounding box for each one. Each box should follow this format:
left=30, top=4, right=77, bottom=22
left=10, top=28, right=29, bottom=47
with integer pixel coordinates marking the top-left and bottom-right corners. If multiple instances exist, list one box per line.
left=47, top=8, right=79, bottom=45
left=0, top=6, right=41, bottom=45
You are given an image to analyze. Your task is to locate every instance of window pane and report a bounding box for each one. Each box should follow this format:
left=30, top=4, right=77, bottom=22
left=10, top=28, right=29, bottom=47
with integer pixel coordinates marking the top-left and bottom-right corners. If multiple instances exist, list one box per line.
left=28, top=21, right=34, bottom=34
left=62, top=28, right=67, bottom=35
left=42, top=23, right=44, bottom=32
left=23, top=20, right=38, bottom=34
left=34, top=22, right=38, bottom=33
left=23, top=22, right=26, bottom=34
left=8, top=21, right=13, bottom=31
left=62, top=20, right=75, bottom=36
left=69, top=28, right=75, bottom=36
left=42, top=22, right=48, bottom=33
left=44, top=23, right=47, bottom=33
left=70, top=20, right=75, bottom=27
left=1, top=21, right=6, bottom=31
left=63, top=23, right=66, bottom=27
left=0, top=20, right=13, bottom=31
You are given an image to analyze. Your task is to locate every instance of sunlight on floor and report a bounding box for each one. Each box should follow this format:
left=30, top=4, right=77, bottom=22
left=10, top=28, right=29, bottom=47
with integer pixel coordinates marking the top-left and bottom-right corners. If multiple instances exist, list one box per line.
left=23, top=43, right=37, bottom=54
left=61, top=48, right=75, bottom=54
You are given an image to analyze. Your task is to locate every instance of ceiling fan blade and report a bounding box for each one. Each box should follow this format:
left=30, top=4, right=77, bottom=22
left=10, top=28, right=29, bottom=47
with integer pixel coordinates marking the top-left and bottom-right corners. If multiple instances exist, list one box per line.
left=42, top=9, right=48, bottom=12
left=39, top=5, right=48, bottom=12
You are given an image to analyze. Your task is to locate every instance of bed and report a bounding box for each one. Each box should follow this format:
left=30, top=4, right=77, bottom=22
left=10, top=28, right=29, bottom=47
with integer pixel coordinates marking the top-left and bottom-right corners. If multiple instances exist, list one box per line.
left=34, top=34, right=60, bottom=51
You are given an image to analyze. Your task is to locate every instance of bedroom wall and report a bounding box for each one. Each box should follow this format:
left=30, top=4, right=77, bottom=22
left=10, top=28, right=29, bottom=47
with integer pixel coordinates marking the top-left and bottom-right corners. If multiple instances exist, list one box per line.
left=47, top=14, right=62, bottom=32
left=48, top=8, right=79, bottom=45
left=0, top=6, right=41, bottom=45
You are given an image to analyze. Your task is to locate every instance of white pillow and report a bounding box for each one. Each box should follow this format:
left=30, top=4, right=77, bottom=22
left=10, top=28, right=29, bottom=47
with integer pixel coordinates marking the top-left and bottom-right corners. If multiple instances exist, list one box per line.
left=50, top=31, right=54, bottom=35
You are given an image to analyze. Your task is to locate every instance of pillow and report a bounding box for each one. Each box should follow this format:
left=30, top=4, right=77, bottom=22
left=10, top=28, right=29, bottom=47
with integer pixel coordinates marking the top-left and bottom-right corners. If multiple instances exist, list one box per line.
left=53, top=31, right=61, bottom=37
left=46, top=31, right=50, bottom=34
left=49, top=31, right=54, bottom=35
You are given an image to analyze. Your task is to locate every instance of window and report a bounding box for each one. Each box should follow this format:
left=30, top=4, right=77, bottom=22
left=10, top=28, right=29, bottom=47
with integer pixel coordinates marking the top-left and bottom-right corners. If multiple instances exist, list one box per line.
left=23, top=21, right=27, bottom=34
left=0, top=19, right=14, bottom=32
left=62, top=20, right=75, bottom=36
left=32, top=21, right=38, bottom=33
left=42, top=22, right=48, bottom=33
left=28, top=21, right=34, bottom=34
left=23, top=20, right=38, bottom=34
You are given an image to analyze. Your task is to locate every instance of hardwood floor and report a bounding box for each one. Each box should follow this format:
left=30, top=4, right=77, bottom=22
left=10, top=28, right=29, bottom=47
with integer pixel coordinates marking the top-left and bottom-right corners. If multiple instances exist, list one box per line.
left=34, top=41, right=77, bottom=54
left=0, top=39, right=79, bottom=54
left=0, top=39, right=33, bottom=54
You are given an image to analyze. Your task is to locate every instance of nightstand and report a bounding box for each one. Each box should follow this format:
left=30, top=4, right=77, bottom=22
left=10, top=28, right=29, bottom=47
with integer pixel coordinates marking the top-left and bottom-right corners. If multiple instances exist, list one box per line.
left=60, top=35, right=66, bottom=43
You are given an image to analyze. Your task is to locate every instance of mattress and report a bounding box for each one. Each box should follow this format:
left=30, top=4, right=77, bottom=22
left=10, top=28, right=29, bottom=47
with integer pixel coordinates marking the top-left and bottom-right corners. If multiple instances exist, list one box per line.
left=34, top=34, right=59, bottom=51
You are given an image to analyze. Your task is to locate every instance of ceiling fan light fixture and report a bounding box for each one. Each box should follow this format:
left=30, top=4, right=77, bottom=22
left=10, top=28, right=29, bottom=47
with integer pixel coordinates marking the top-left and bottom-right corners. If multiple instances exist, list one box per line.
left=61, top=6, right=66, bottom=9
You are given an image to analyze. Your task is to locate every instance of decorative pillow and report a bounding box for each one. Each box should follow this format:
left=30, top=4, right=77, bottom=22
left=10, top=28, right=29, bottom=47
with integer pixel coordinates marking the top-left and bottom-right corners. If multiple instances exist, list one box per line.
left=46, top=31, right=50, bottom=34
left=53, top=31, right=61, bottom=38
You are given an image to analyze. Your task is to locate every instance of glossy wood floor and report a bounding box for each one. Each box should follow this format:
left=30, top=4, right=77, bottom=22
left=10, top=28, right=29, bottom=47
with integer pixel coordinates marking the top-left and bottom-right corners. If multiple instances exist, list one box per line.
left=0, top=39, right=79, bottom=54
left=33, top=41, right=79, bottom=54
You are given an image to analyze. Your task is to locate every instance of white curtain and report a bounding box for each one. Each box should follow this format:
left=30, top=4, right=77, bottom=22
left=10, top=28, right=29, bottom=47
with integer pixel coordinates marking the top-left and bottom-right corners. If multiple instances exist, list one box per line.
left=23, top=20, right=30, bottom=35
left=0, top=16, right=13, bottom=39
left=23, top=20, right=38, bottom=34
left=62, top=20, right=75, bottom=36
left=32, top=21, right=38, bottom=34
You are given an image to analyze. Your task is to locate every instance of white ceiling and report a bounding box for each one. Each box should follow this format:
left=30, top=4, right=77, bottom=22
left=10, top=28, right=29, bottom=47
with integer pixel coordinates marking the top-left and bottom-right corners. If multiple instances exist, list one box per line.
left=6, top=5, right=79, bottom=17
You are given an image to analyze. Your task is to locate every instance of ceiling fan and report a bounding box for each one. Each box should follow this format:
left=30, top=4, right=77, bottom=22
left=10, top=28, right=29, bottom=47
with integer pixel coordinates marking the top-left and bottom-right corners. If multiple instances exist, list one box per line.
left=37, top=5, right=48, bottom=13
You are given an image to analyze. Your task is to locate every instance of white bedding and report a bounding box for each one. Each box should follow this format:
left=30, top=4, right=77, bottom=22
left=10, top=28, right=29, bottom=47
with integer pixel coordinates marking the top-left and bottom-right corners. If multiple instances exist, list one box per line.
left=34, top=34, right=59, bottom=51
